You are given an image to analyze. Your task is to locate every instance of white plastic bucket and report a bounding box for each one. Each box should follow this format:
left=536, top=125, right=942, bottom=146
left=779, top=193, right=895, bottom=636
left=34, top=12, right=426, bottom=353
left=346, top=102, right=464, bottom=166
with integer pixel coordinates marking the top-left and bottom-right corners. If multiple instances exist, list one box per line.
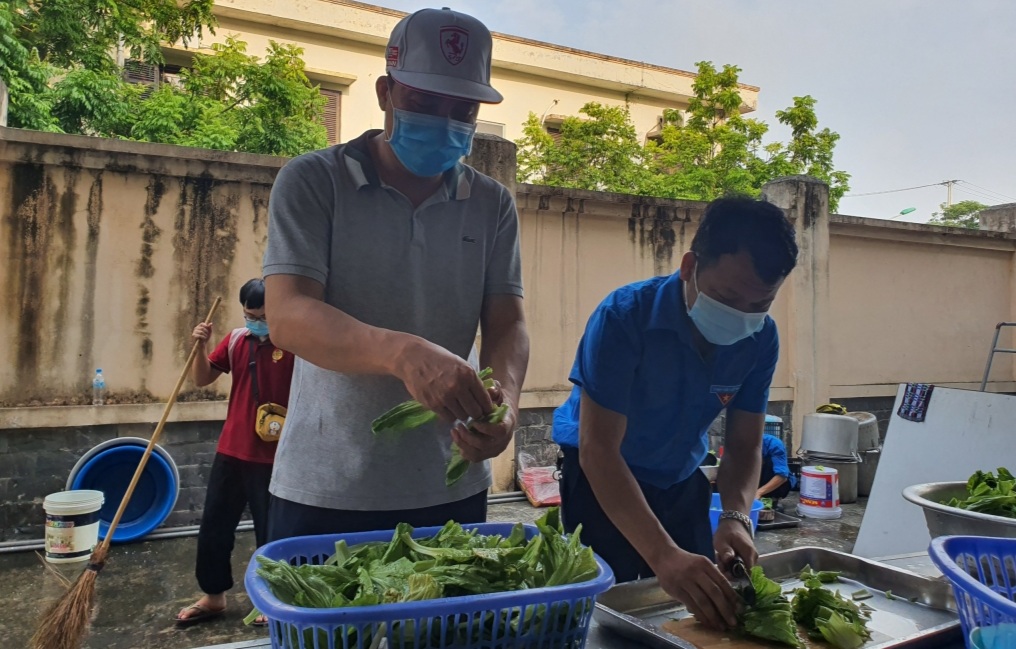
left=43, top=490, right=104, bottom=563
left=798, top=465, right=842, bottom=519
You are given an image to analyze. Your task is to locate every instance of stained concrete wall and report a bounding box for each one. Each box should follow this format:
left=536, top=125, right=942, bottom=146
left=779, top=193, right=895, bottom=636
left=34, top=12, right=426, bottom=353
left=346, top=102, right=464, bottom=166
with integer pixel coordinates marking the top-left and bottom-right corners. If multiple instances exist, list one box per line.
left=0, top=127, right=282, bottom=407
left=4, top=126, right=1016, bottom=538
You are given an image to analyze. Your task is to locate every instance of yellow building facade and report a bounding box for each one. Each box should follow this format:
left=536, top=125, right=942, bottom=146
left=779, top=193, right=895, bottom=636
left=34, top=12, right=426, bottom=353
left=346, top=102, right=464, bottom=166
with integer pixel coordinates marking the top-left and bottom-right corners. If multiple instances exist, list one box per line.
left=162, top=0, right=759, bottom=146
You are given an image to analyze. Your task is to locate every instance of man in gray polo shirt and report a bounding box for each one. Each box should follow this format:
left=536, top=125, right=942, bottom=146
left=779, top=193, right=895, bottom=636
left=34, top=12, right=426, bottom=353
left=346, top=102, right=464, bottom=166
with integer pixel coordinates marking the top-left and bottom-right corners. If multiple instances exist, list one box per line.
left=262, top=7, right=530, bottom=538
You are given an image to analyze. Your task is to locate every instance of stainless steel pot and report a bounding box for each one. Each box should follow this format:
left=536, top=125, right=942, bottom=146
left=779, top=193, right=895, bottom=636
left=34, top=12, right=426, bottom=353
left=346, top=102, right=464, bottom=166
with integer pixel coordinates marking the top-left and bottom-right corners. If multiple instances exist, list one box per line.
left=857, top=449, right=880, bottom=497
left=800, top=413, right=860, bottom=460
left=903, top=482, right=1016, bottom=539
left=847, top=411, right=880, bottom=452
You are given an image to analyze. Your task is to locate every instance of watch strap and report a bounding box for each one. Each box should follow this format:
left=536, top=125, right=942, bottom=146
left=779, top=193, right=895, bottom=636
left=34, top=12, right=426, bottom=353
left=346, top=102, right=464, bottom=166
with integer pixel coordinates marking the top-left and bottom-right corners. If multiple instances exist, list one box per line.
left=718, top=510, right=754, bottom=538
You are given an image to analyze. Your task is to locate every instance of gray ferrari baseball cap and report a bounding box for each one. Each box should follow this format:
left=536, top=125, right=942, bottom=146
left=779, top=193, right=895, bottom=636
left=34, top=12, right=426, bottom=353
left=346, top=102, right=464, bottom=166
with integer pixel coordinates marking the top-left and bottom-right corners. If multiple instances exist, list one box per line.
left=385, top=7, right=503, bottom=104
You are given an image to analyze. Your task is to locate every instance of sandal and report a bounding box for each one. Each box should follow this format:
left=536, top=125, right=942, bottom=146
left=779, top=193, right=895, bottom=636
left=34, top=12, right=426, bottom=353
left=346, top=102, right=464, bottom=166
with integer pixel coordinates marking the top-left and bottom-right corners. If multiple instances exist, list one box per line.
left=176, top=603, right=226, bottom=626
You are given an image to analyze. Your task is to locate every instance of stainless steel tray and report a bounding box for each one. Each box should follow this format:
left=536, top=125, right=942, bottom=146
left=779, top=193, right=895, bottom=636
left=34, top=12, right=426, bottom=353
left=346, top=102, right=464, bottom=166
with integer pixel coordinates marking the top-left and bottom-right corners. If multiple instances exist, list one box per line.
left=591, top=547, right=960, bottom=649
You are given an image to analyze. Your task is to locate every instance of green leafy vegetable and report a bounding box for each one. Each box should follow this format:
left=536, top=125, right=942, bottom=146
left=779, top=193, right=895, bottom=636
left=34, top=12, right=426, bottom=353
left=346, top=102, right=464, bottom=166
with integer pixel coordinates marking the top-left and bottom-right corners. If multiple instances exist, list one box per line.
left=251, top=508, right=597, bottom=647
left=371, top=368, right=494, bottom=434
left=371, top=368, right=508, bottom=487
left=792, top=574, right=872, bottom=649
left=942, top=468, right=1016, bottom=519
left=816, top=611, right=867, bottom=649
left=799, top=565, right=842, bottom=584
left=735, top=566, right=802, bottom=647
left=371, top=400, right=438, bottom=434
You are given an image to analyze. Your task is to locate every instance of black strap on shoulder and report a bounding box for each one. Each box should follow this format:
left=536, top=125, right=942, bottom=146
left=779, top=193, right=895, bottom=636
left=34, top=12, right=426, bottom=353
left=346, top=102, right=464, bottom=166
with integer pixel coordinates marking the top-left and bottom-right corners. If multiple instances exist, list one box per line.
left=248, top=337, right=260, bottom=406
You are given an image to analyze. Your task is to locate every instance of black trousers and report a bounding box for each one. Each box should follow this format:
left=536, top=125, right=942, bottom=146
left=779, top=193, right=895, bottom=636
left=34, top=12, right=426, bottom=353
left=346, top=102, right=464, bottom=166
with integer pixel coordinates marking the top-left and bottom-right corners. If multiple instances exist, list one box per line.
left=195, top=453, right=273, bottom=594
left=266, top=491, right=488, bottom=542
left=559, top=447, right=714, bottom=583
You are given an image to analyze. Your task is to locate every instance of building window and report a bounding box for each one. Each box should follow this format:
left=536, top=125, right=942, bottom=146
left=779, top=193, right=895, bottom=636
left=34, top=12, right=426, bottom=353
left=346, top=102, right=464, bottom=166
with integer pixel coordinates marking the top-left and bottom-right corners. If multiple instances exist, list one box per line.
left=320, top=89, right=341, bottom=145
left=542, top=114, right=566, bottom=144
left=124, top=59, right=158, bottom=86
left=475, top=120, right=505, bottom=138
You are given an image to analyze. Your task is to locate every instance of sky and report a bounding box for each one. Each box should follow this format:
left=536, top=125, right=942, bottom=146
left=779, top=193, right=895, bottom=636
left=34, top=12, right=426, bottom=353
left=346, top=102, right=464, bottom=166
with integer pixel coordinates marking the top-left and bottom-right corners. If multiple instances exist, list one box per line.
left=381, top=0, right=1016, bottom=223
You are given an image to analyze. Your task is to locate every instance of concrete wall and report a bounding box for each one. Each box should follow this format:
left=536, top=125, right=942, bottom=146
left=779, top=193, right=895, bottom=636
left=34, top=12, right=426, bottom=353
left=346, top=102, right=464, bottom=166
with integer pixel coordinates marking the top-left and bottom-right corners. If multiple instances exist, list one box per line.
left=0, top=128, right=282, bottom=407
left=4, top=126, right=1016, bottom=538
left=164, top=0, right=759, bottom=144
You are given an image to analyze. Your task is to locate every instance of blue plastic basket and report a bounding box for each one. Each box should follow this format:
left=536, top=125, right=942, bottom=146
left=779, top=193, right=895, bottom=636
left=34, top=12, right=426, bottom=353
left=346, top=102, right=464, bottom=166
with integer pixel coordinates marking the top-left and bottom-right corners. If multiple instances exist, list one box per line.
left=929, top=536, right=1016, bottom=648
left=245, top=523, right=615, bottom=649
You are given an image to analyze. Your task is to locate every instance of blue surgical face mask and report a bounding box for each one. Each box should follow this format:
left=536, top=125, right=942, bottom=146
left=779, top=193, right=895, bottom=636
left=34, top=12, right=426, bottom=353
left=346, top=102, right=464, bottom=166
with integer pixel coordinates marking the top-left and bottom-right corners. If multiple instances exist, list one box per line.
left=386, top=107, right=476, bottom=177
left=684, top=267, right=767, bottom=346
left=246, top=319, right=269, bottom=338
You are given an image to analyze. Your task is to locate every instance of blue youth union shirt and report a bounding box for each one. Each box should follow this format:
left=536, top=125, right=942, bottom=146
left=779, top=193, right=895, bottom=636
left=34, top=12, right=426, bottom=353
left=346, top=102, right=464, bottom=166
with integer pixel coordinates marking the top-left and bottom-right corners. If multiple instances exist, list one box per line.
left=552, top=270, right=780, bottom=489
left=762, top=433, right=797, bottom=488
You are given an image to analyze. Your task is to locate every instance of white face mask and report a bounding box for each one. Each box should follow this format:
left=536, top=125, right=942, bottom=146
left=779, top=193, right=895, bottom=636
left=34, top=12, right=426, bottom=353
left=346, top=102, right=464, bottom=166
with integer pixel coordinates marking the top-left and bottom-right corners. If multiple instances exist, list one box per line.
left=684, top=267, right=767, bottom=346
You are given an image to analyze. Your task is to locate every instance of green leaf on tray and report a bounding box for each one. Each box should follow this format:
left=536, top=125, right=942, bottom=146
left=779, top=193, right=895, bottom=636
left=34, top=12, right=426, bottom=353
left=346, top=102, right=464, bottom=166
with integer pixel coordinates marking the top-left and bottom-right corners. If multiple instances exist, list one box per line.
left=792, top=573, right=872, bottom=649
left=735, top=566, right=802, bottom=647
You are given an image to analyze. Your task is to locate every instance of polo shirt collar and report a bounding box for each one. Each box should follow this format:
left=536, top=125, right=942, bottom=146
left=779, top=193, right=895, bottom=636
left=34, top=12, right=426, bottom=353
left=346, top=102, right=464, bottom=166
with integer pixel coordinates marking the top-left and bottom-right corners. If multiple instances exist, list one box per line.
left=342, top=129, right=471, bottom=201
left=647, top=270, right=694, bottom=344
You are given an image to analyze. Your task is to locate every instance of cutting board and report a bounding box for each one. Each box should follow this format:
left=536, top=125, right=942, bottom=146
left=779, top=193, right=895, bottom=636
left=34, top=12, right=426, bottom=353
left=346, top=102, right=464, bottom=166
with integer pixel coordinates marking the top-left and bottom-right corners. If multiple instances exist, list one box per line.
left=661, top=618, right=821, bottom=649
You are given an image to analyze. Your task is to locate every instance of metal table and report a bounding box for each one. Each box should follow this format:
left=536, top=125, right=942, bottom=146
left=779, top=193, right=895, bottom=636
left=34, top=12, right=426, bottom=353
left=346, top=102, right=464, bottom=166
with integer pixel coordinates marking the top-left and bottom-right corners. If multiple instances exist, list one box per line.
left=189, top=553, right=962, bottom=649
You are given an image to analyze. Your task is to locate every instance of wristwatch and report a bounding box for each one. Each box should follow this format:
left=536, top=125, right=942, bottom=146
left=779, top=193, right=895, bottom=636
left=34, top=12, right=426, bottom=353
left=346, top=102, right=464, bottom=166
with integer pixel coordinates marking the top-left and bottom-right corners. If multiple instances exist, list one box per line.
left=718, top=510, right=754, bottom=538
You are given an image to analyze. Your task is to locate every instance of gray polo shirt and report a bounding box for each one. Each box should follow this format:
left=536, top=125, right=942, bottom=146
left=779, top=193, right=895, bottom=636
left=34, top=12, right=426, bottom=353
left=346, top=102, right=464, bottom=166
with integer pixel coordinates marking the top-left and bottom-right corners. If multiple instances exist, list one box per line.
left=262, top=130, right=523, bottom=511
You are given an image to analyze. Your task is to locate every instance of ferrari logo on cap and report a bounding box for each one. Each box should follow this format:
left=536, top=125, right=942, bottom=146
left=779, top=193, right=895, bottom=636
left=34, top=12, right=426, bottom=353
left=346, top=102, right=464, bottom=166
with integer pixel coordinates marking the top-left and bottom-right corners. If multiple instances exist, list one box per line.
left=440, top=26, right=469, bottom=66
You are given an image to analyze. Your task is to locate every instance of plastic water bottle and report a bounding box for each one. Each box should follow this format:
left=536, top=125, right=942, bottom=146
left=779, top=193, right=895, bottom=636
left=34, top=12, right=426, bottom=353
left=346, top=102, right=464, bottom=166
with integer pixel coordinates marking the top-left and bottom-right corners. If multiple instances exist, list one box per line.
left=92, top=369, right=105, bottom=406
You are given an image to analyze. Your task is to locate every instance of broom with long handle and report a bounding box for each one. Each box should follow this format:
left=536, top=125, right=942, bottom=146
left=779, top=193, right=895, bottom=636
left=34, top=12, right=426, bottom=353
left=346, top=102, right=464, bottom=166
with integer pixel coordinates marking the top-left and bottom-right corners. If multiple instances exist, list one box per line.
left=32, top=297, right=222, bottom=649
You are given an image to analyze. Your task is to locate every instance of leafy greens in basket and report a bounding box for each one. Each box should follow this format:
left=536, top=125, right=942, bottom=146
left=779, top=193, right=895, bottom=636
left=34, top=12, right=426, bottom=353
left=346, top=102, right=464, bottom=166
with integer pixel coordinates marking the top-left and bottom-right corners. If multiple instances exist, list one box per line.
left=371, top=367, right=508, bottom=486
left=251, top=507, right=596, bottom=612
left=247, top=508, right=600, bottom=649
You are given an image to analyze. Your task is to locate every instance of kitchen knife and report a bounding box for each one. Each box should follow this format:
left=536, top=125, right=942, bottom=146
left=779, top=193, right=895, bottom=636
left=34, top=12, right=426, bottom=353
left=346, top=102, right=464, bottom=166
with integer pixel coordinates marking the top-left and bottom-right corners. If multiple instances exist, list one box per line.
left=731, top=557, right=755, bottom=606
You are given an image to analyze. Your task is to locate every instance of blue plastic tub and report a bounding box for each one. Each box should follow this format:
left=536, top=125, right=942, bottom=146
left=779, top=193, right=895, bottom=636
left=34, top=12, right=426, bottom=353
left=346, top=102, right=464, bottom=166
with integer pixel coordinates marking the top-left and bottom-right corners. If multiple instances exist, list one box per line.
left=929, top=536, right=1016, bottom=649
left=709, top=493, right=765, bottom=534
left=245, top=523, right=615, bottom=649
left=70, top=445, right=177, bottom=543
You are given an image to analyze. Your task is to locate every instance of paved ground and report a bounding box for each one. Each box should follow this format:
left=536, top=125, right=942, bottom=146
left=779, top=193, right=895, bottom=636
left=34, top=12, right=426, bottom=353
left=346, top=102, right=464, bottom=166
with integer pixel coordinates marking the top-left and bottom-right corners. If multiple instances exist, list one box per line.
left=0, top=497, right=864, bottom=649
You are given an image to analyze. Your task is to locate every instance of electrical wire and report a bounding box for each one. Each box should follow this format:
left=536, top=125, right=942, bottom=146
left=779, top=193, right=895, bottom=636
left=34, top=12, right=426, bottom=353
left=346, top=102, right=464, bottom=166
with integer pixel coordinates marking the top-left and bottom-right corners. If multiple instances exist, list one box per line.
left=842, top=182, right=945, bottom=198
left=959, top=181, right=1016, bottom=203
left=953, top=185, right=1000, bottom=205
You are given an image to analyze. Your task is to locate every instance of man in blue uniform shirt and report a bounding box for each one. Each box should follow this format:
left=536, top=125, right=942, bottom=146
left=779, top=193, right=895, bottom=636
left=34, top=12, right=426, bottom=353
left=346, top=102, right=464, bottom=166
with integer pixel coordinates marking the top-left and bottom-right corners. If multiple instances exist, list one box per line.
left=757, top=433, right=796, bottom=504
left=552, top=197, right=798, bottom=630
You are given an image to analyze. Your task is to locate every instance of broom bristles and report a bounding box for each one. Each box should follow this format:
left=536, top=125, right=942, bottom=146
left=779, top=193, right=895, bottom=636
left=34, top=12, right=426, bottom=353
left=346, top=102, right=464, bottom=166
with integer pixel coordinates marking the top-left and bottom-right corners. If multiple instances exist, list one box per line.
left=30, top=543, right=108, bottom=649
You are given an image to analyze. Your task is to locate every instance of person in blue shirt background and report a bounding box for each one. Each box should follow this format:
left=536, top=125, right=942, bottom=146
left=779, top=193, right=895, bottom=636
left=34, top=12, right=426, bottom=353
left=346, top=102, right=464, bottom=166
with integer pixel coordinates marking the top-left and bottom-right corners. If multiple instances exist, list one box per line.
left=757, top=433, right=796, bottom=505
left=552, top=197, right=798, bottom=630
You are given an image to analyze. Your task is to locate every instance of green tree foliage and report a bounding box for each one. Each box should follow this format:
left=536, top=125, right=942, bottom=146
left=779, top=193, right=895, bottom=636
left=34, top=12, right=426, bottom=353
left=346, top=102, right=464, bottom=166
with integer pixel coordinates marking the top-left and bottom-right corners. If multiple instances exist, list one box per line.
left=516, top=61, right=850, bottom=210
left=928, top=200, right=986, bottom=229
left=1, top=0, right=327, bottom=156
left=516, top=103, right=648, bottom=194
